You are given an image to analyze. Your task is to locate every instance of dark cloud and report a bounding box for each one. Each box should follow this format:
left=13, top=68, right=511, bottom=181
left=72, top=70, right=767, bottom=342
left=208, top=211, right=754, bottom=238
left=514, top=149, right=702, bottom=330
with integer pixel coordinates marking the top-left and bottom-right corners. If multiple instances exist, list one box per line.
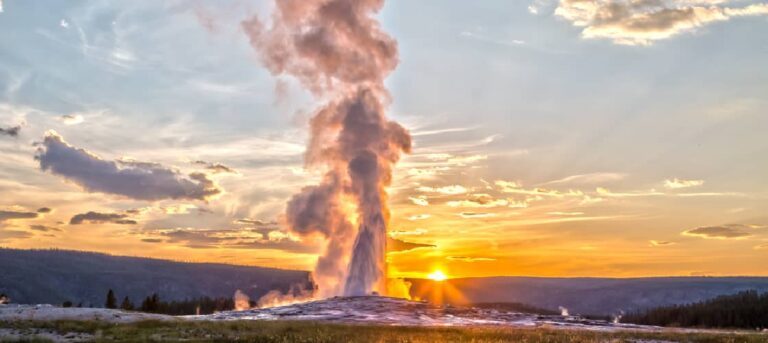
left=0, top=125, right=21, bottom=137
left=141, top=238, right=165, bottom=243
left=36, top=132, right=221, bottom=201
left=193, top=160, right=238, bottom=174
left=683, top=225, right=752, bottom=239
left=152, top=228, right=315, bottom=253
left=234, top=218, right=276, bottom=226
left=69, top=211, right=137, bottom=225
left=36, top=207, right=52, bottom=214
left=0, top=210, right=39, bottom=222
left=387, top=237, right=435, bottom=252
left=0, top=230, right=32, bottom=241
left=29, top=224, right=61, bottom=232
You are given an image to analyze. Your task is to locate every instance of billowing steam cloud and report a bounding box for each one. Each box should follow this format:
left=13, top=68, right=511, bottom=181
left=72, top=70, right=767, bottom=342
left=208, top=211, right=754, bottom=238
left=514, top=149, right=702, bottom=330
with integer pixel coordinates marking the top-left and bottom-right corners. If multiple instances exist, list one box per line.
left=243, top=0, right=410, bottom=297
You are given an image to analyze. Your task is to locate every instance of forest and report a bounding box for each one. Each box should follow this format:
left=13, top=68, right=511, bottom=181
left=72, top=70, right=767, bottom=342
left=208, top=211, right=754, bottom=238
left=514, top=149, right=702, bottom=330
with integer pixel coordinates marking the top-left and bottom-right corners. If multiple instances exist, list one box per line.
left=622, top=290, right=768, bottom=329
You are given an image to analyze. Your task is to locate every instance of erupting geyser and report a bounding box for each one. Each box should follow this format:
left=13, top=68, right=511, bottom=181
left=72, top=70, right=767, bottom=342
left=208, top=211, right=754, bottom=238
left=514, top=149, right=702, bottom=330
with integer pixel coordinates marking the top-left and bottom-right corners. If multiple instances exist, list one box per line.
left=242, top=0, right=410, bottom=297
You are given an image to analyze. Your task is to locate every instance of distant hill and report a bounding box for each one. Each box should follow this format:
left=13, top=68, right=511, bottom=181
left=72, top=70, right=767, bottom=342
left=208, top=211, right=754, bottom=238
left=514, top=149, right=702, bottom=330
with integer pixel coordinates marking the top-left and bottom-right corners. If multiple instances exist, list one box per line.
left=408, top=276, right=768, bottom=316
left=0, top=248, right=311, bottom=306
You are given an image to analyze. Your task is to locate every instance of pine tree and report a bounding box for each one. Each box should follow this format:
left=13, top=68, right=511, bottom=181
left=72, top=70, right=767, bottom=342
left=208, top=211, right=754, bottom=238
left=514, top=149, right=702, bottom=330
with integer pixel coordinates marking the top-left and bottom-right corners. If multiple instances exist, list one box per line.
left=120, top=296, right=134, bottom=311
left=105, top=289, right=118, bottom=309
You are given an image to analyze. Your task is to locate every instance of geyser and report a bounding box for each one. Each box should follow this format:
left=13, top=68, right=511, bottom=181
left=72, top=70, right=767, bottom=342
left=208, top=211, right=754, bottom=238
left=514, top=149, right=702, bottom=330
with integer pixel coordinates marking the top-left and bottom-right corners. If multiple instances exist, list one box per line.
left=243, top=0, right=410, bottom=297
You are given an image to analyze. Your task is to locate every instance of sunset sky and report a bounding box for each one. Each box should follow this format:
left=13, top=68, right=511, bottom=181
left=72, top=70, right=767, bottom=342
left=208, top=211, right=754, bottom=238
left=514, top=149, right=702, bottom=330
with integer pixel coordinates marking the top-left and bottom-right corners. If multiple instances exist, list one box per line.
left=1, top=0, right=767, bottom=279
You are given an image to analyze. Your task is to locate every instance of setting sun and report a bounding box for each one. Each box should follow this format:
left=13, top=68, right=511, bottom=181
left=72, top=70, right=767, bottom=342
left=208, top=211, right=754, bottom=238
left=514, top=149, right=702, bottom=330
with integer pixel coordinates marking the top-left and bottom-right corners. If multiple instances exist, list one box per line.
left=427, top=270, right=448, bottom=282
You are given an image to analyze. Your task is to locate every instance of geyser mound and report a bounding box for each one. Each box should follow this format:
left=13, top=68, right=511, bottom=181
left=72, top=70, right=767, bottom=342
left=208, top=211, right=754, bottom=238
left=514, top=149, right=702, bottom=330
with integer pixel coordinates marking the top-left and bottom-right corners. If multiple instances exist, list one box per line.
left=202, top=296, right=653, bottom=330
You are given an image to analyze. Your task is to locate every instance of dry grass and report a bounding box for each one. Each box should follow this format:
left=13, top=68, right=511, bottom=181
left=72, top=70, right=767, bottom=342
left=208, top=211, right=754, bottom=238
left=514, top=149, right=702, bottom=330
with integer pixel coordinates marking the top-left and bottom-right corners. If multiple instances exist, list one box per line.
left=1, top=319, right=766, bottom=342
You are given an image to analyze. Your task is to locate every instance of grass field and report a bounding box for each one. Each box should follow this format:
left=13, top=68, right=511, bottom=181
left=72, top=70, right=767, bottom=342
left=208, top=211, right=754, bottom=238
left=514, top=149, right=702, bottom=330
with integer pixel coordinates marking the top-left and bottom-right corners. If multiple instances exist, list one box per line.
left=1, top=320, right=766, bottom=343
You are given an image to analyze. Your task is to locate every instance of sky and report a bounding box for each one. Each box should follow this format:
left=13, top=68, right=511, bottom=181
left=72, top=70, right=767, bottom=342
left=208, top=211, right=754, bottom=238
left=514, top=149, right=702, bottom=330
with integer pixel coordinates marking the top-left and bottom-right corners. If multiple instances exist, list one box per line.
left=1, top=0, right=767, bottom=279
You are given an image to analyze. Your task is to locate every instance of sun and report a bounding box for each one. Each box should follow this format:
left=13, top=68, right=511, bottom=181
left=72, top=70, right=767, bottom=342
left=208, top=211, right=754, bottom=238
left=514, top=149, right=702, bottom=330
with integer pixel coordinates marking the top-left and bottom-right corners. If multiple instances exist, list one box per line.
left=427, top=270, right=447, bottom=281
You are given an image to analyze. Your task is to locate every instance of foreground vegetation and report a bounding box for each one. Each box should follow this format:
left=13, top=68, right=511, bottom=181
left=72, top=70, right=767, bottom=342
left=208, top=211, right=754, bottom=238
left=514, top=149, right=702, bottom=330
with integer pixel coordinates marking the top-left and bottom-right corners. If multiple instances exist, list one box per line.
left=623, top=290, right=768, bottom=329
left=1, top=320, right=766, bottom=343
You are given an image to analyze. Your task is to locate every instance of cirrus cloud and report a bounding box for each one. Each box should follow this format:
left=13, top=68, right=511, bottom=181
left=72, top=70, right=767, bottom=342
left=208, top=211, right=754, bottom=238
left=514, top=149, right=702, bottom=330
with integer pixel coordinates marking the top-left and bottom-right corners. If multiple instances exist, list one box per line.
left=664, top=178, right=704, bottom=189
left=682, top=224, right=753, bottom=239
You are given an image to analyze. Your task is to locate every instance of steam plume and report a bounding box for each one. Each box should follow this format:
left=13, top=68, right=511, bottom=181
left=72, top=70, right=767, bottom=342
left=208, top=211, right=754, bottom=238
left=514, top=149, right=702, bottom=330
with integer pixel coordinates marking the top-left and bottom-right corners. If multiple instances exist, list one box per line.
left=243, top=0, right=410, bottom=297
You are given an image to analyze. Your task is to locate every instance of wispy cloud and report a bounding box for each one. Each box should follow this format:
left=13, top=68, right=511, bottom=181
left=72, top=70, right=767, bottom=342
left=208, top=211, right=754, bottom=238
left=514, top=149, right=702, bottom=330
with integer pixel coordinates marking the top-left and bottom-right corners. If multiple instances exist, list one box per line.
left=544, top=172, right=625, bottom=185
left=458, top=212, right=495, bottom=219
left=408, top=196, right=430, bottom=206
left=0, top=209, right=39, bottom=222
left=649, top=240, right=675, bottom=247
left=417, top=185, right=468, bottom=195
left=59, top=114, right=84, bottom=125
left=554, top=0, right=768, bottom=45
left=682, top=224, right=753, bottom=239
left=664, top=178, right=704, bottom=189
left=407, top=214, right=431, bottom=221
left=447, top=256, right=496, bottom=262
left=447, top=194, right=510, bottom=208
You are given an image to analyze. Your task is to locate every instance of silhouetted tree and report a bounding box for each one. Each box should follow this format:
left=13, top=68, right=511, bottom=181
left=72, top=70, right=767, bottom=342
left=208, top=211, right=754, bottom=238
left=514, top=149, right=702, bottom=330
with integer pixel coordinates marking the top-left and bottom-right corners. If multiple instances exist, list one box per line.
left=105, top=289, right=118, bottom=309
left=141, top=293, right=161, bottom=312
left=62, top=300, right=73, bottom=308
left=132, top=293, right=236, bottom=315
left=120, top=296, right=134, bottom=311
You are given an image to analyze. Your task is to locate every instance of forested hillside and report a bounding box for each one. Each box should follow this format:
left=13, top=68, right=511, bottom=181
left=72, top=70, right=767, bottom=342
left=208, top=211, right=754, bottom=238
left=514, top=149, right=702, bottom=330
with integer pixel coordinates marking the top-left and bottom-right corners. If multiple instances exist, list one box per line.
left=622, top=290, right=768, bottom=329
left=0, top=248, right=311, bottom=306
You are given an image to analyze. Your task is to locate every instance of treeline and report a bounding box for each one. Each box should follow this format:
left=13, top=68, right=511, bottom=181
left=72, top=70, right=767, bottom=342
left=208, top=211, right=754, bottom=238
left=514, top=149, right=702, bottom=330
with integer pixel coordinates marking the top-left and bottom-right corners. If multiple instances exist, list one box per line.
left=622, top=290, right=768, bottom=329
left=61, top=289, right=249, bottom=315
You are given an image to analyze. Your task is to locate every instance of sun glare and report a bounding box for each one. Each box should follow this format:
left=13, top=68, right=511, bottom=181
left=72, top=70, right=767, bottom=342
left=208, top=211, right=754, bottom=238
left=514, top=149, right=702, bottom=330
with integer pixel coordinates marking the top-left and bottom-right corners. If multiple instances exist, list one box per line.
left=427, top=270, right=447, bottom=281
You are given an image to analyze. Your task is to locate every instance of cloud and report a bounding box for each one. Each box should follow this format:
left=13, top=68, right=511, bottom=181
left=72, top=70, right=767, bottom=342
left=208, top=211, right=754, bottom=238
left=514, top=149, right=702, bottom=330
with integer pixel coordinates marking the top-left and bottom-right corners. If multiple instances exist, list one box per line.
left=446, top=194, right=510, bottom=208
left=408, top=196, right=430, bottom=206
left=59, top=114, right=84, bottom=125
left=407, top=214, right=431, bottom=221
left=755, top=243, right=768, bottom=250
left=447, top=256, right=496, bottom=262
left=36, top=132, right=221, bottom=201
left=387, top=237, right=435, bottom=252
left=0, top=125, right=20, bottom=137
left=497, top=180, right=583, bottom=198
left=458, top=212, right=496, bottom=218
left=596, top=187, right=664, bottom=197
left=37, top=207, right=52, bottom=213
left=417, top=185, right=468, bottom=195
left=554, top=0, right=768, bottom=45
left=141, top=238, right=164, bottom=243
left=153, top=228, right=314, bottom=252
left=664, top=178, right=704, bottom=189
left=0, top=209, right=39, bottom=222
left=234, top=218, right=276, bottom=226
left=29, top=224, right=61, bottom=232
left=389, top=228, right=428, bottom=237
left=193, top=160, right=238, bottom=175
left=544, top=172, right=625, bottom=185
left=60, top=19, right=69, bottom=29
left=548, top=211, right=585, bottom=216
left=460, top=30, right=526, bottom=47
left=69, top=211, right=137, bottom=225
left=682, top=224, right=753, bottom=239
left=649, top=240, right=675, bottom=247
left=0, top=230, right=32, bottom=241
